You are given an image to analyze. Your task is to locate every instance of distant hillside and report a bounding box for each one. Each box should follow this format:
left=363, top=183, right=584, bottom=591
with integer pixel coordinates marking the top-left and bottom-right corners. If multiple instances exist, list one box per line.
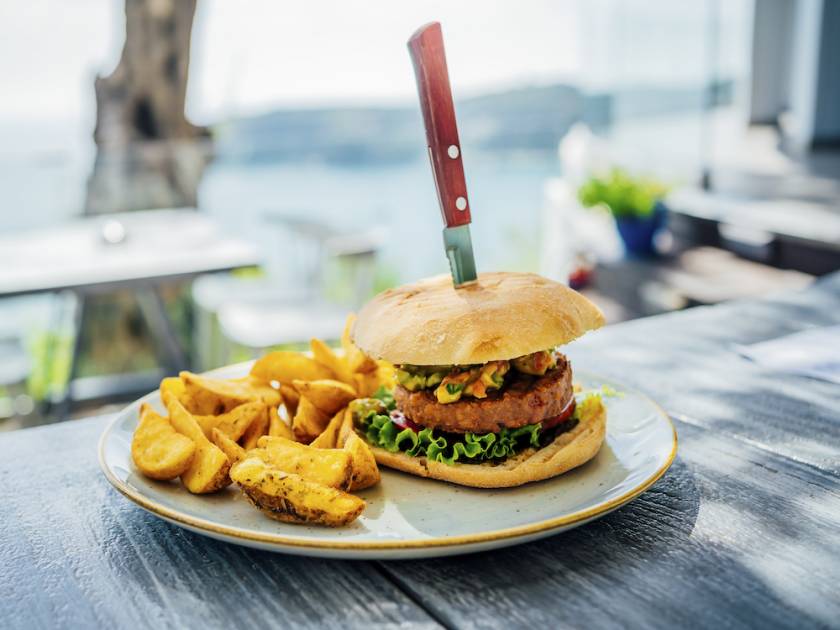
left=214, top=82, right=729, bottom=165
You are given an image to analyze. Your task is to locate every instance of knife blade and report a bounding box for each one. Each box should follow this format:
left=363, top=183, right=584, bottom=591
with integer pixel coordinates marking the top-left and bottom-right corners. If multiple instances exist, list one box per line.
left=408, top=22, right=477, bottom=287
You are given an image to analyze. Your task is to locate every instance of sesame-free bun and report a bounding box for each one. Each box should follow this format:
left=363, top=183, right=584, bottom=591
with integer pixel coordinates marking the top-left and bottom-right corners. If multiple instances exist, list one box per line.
left=368, top=401, right=606, bottom=488
left=352, top=272, right=605, bottom=365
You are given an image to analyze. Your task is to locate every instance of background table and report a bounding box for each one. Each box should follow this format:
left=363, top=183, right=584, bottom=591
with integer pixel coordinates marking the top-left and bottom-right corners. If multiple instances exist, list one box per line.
left=0, top=210, right=258, bottom=299
left=2, top=273, right=839, bottom=629
left=0, top=209, right=260, bottom=416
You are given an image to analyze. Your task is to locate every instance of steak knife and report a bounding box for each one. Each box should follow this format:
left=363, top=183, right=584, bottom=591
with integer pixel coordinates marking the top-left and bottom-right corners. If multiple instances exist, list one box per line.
left=408, top=22, right=477, bottom=287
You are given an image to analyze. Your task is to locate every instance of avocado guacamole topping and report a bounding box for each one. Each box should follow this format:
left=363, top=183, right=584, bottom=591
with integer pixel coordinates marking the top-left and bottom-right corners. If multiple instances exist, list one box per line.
left=395, top=350, right=557, bottom=404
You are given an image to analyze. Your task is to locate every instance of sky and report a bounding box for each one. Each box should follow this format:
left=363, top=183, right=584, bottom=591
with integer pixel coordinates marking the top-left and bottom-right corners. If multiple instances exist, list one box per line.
left=0, top=0, right=583, bottom=126
left=188, top=0, right=584, bottom=122
left=0, top=0, right=751, bottom=158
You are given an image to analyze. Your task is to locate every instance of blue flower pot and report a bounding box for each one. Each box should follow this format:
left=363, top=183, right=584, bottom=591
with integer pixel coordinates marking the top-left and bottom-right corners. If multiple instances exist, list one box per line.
left=615, top=202, right=667, bottom=257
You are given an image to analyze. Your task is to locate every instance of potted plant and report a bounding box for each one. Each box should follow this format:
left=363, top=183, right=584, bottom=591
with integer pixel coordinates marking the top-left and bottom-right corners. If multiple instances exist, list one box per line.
left=578, top=168, right=668, bottom=257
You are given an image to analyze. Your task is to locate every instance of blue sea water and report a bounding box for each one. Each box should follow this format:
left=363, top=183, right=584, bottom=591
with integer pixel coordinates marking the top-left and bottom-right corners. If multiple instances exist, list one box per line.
left=199, top=156, right=558, bottom=284
left=0, top=151, right=558, bottom=338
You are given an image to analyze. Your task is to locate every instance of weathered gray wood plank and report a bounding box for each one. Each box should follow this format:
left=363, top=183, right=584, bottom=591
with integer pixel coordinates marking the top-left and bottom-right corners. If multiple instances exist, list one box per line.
left=569, top=273, right=840, bottom=474
left=380, top=419, right=840, bottom=630
left=3, top=273, right=839, bottom=630
left=0, top=418, right=439, bottom=630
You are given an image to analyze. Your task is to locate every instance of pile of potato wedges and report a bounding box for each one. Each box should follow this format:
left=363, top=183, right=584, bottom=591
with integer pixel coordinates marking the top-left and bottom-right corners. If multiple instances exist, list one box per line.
left=130, top=315, right=393, bottom=527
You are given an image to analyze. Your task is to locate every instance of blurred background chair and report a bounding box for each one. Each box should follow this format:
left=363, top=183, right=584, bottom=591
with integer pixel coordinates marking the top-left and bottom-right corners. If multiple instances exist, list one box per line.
left=0, top=209, right=259, bottom=425
left=193, top=213, right=385, bottom=366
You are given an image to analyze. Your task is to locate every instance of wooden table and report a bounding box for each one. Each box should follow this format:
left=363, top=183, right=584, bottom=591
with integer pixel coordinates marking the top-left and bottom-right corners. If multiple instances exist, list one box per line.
left=0, top=210, right=258, bottom=299
left=2, top=273, right=839, bottom=629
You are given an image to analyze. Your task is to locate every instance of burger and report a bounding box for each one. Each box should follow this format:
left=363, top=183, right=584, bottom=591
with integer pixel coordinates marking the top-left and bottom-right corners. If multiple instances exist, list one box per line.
left=349, top=271, right=607, bottom=488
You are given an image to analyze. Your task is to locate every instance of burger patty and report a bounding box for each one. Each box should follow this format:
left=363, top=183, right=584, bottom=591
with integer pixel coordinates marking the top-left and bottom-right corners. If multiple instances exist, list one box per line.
left=394, top=355, right=574, bottom=434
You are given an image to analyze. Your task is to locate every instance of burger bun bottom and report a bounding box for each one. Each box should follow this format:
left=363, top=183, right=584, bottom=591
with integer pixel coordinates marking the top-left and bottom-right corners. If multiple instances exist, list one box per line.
left=367, top=403, right=606, bottom=489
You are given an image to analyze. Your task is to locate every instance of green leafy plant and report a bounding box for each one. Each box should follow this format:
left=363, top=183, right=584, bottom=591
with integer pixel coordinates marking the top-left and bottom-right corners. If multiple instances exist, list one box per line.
left=26, top=330, right=73, bottom=401
left=578, top=168, right=667, bottom=219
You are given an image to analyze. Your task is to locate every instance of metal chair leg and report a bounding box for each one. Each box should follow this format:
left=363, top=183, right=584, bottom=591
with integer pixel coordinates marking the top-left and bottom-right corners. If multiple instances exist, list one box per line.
left=54, top=292, right=87, bottom=421
left=136, top=286, right=189, bottom=376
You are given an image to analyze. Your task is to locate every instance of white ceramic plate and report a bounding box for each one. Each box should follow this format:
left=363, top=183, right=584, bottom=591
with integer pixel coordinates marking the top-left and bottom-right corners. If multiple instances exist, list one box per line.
left=99, top=364, right=676, bottom=560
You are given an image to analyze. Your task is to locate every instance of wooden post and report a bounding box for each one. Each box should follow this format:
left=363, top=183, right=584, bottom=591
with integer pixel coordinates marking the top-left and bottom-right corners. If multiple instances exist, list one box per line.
left=85, top=0, right=211, bottom=214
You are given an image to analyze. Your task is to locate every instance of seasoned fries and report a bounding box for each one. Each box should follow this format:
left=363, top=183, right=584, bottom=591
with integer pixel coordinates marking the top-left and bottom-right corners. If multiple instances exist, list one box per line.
left=310, top=408, right=346, bottom=449
left=130, top=314, right=385, bottom=527
left=160, top=376, right=187, bottom=402
left=240, top=407, right=270, bottom=450
left=250, top=351, right=333, bottom=384
left=231, top=457, right=365, bottom=527
left=180, top=371, right=280, bottom=415
left=180, top=371, right=255, bottom=415
left=292, top=396, right=330, bottom=443
left=211, top=428, right=246, bottom=463
left=344, top=432, right=381, bottom=491
left=194, top=400, right=265, bottom=441
left=233, top=375, right=284, bottom=407
left=337, top=406, right=356, bottom=448
left=342, top=314, right=377, bottom=373
left=131, top=403, right=195, bottom=480
left=292, top=379, right=355, bottom=416
left=167, top=396, right=231, bottom=494
left=310, top=337, right=355, bottom=385
left=278, top=384, right=300, bottom=416
left=256, top=435, right=353, bottom=490
left=268, top=405, right=294, bottom=439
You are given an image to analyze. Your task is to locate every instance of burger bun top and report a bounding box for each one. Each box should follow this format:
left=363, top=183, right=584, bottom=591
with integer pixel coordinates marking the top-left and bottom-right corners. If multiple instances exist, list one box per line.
left=352, top=271, right=604, bottom=365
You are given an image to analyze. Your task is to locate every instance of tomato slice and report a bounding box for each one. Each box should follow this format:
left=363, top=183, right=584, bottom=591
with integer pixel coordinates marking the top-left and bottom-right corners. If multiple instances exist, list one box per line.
left=541, top=397, right=577, bottom=430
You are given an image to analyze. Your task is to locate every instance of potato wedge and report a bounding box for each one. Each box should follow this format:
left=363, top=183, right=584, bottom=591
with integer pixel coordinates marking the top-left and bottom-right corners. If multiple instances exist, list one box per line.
left=343, top=432, right=381, bottom=491
left=193, top=400, right=265, bottom=441
left=341, top=314, right=377, bottom=373
left=232, top=374, right=283, bottom=407
left=231, top=457, right=365, bottom=527
left=160, top=376, right=186, bottom=401
left=279, top=384, right=299, bottom=417
left=376, top=362, right=397, bottom=389
left=310, top=338, right=354, bottom=385
left=352, top=373, right=366, bottom=398
left=160, top=376, right=197, bottom=411
left=240, top=406, right=270, bottom=450
left=131, top=403, right=196, bottom=480
left=336, top=406, right=356, bottom=448
left=167, top=396, right=231, bottom=494
left=352, top=365, right=395, bottom=398
left=256, top=435, right=353, bottom=490
left=268, top=405, right=294, bottom=440
left=292, top=396, right=330, bottom=443
left=180, top=371, right=255, bottom=415
left=211, top=427, right=246, bottom=464
left=292, top=379, right=356, bottom=416
left=250, top=351, right=334, bottom=384
left=310, top=407, right=347, bottom=449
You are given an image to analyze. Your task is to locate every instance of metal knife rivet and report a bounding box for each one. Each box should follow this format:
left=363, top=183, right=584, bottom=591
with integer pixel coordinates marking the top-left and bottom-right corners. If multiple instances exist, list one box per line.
left=455, top=196, right=467, bottom=211
left=448, top=145, right=460, bottom=159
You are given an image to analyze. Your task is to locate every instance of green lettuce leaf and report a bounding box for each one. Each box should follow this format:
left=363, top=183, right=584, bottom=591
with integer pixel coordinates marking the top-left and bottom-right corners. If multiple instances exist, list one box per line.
left=358, top=389, right=602, bottom=466
left=359, top=410, right=544, bottom=465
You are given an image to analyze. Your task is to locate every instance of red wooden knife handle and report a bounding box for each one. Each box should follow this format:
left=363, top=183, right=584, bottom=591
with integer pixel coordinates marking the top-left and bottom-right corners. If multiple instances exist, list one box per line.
left=408, top=22, right=471, bottom=228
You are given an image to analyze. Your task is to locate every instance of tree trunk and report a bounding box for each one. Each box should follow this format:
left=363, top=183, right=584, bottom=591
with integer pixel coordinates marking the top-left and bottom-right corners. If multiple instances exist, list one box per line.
left=77, top=0, right=210, bottom=386
left=85, top=0, right=211, bottom=214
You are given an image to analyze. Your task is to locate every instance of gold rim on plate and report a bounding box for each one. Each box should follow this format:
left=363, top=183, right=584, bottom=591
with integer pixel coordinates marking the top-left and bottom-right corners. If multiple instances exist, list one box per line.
left=98, top=378, right=677, bottom=551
